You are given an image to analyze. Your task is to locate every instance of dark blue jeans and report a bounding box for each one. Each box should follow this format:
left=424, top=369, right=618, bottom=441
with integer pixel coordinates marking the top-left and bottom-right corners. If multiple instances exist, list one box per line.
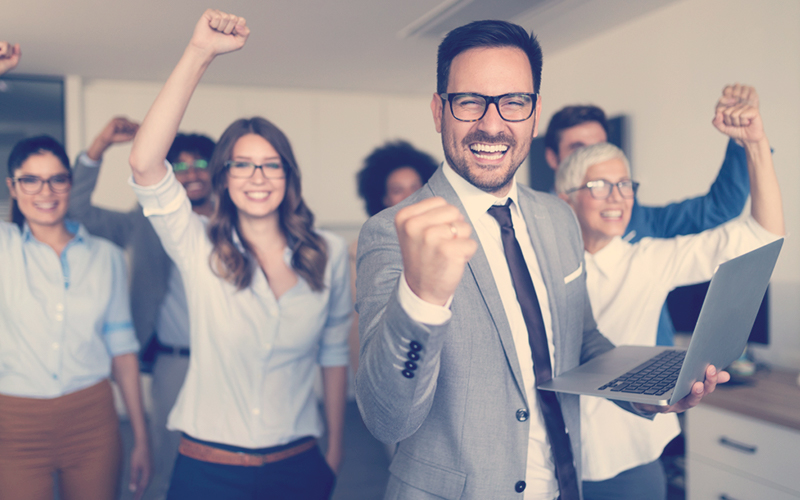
left=166, top=436, right=336, bottom=500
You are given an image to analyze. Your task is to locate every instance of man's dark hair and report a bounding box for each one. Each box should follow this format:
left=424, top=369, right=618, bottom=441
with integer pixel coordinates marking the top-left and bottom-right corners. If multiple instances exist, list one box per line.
left=357, top=141, right=438, bottom=217
left=543, top=105, right=608, bottom=154
left=437, top=20, right=543, bottom=95
left=166, top=133, right=216, bottom=163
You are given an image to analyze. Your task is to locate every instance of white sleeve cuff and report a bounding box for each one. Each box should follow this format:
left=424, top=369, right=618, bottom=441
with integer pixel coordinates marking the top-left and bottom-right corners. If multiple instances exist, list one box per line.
left=397, top=272, right=453, bottom=326
left=77, top=151, right=101, bottom=168
left=128, top=162, right=185, bottom=217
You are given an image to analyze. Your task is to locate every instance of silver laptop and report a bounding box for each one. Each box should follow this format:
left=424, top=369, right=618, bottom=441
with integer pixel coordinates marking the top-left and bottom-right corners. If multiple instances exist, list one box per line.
left=538, top=238, right=783, bottom=406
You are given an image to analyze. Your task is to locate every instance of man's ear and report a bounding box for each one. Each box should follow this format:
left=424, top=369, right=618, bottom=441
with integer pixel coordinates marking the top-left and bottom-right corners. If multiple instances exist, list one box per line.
left=545, top=148, right=559, bottom=171
left=558, top=192, right=571, bottom=204
left=6, top=177, right=16, bottom=200
left=431, top=93, right=444, bottom=134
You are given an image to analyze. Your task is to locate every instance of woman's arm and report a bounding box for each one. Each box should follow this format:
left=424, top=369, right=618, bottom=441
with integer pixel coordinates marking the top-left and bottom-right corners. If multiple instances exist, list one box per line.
left=112, top=353, right=151, bottom=500
left=713, top=84, right=784, bottom=236
left=322, top=365, right=347, bottom=474
left=128, top=9, right=249, bottom=186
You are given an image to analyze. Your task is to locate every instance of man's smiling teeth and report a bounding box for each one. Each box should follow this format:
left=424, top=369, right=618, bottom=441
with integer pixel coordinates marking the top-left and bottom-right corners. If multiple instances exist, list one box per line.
left=601, top=210, right=622, bottom=218
left=470, top=143, right=508, bottom=159
left=34, top=202, right=57, bottom=210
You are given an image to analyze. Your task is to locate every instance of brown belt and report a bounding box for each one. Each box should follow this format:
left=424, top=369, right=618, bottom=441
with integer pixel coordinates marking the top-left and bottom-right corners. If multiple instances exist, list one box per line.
left=178, top=437, right=316, bottom=467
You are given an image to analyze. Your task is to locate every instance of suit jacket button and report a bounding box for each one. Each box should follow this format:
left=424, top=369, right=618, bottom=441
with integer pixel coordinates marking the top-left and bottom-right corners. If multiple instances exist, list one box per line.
left=410, top=341, right=423, bottom=352
left=515, top=480, right=526, bottom=492
left=405, top=361, right=418, bottom=371
left=516, top=409, right=529, bottom=422
left=407, top=351, right=420, bottom=361
left=402, top=369, right=415, bottom=379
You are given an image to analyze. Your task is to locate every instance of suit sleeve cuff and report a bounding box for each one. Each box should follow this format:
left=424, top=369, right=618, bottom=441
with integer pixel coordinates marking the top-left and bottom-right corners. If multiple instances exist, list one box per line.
left=397, top=272, right=452, bottom=326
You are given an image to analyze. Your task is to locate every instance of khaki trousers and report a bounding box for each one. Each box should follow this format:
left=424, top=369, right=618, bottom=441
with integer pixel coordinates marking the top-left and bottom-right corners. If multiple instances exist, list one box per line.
left=0, top=380, right=122, bottom=500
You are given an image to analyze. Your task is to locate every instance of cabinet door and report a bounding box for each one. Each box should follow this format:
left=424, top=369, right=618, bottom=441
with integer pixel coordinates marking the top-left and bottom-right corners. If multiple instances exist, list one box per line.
left=687, top=458, right=800, bottom=500
left=687, top=405, right=800, bottom=493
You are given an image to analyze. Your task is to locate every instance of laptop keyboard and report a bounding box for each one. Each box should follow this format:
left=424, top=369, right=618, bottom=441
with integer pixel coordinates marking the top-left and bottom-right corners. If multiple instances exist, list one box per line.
left=597, top=349, right=686, bottom=396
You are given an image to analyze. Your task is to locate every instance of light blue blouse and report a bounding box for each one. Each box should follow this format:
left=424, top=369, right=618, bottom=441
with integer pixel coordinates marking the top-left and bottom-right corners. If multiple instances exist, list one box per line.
left=0, top=220, right=138, bottom=398
left=131, top=168, right=351, bottom=448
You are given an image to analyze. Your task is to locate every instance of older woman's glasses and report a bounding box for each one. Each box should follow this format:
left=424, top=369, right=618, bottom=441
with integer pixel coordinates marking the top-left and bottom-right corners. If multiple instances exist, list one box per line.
left=173, top=159, right=209, bottom=172
left=440, top=92, right=538, bottom=122
left=224, top=161, right=285, bottom=179
left=12, top=174, right=72, bottom=194
left=566, top=179, right=639, bottom=200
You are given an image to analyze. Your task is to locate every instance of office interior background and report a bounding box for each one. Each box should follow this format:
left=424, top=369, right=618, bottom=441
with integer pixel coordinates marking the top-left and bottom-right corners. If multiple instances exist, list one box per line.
left=1, top=1, right=798, bottom=496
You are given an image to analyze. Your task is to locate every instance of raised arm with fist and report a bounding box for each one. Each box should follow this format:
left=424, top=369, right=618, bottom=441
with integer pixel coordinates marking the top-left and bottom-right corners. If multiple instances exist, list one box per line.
left=129, top=9, right=248, bottom=186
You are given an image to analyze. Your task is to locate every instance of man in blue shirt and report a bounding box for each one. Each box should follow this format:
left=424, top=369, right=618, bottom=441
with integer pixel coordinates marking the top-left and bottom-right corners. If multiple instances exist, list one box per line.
left=542, top=93, right=753, bottom=346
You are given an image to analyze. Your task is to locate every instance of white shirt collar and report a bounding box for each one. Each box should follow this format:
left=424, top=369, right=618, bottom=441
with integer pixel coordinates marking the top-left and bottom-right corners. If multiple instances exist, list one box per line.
left=441, top=161, right=521, bottom=221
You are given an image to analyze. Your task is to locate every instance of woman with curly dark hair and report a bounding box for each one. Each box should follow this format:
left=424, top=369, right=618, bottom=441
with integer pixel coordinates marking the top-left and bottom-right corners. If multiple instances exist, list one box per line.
left=357, top=141, right=438, bottom=217
left=128, top=10, right=350, bottom=500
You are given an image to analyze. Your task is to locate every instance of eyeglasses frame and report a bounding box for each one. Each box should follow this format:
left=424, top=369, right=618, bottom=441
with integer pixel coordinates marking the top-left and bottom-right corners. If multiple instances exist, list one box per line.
left=565, top=179, right=640, bottom=200
left=224, top=161, right=286, bottom=180
left=439, top=92, right=539, bottom=123
left=11, top=174, right=73, bottom=195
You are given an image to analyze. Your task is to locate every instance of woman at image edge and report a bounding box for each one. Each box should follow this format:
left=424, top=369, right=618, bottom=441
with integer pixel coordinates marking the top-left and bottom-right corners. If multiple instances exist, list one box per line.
left=128, top=9, right=350, bottom=500
left=0, top=136, right=150, bottom=500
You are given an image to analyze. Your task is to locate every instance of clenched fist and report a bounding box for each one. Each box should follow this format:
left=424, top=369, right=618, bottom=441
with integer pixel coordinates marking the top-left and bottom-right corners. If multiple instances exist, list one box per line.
left=396, top=197, right=478, bottom=306
left=0, top=42, right=21, bottom=76
left=712, top=84, right=764, bottom=145
left=189, top=9, right=250, bottom=58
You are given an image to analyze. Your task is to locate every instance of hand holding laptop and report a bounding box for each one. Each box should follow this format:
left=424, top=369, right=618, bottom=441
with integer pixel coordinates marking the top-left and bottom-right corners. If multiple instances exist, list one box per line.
left=633, top=365, right=730, bottom=414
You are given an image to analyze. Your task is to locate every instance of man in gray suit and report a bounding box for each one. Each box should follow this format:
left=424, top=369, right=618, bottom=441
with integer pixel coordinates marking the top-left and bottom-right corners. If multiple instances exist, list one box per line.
left=355, top=20, right=726, bottom=500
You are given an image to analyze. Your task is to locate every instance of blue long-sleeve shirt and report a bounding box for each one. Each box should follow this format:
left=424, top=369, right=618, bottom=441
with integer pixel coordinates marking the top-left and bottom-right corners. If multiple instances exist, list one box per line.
left=623, top=139, right=750, bottom=345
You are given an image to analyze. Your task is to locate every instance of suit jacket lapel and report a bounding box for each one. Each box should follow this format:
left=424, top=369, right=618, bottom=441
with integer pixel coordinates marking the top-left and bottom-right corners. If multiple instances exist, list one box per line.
left=427, top=168, right=528, bottom=399
left=517, top=190, right=568, bottom=375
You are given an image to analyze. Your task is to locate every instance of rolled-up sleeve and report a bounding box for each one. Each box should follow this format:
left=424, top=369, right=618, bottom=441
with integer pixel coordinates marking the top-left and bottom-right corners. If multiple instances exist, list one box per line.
left=318, top=235, right=352, bottom=367
left=102, top=246, right=139, bottom=356
left=128, top=163, right=205, bottom=270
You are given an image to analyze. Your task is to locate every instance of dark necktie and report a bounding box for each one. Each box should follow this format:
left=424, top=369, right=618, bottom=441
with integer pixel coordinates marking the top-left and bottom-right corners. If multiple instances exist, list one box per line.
left=487, top=200, right=580, bottom=500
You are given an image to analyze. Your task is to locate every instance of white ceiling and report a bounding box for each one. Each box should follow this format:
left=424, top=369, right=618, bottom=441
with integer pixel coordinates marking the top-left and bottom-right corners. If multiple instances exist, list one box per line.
left=3, top=0, right=679, bottom=94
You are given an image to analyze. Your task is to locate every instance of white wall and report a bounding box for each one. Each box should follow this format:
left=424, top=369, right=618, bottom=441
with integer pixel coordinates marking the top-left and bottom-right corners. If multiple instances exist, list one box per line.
left=72, top=79, right=443, bottom=243
left=538, top=0, right=800, bottom=368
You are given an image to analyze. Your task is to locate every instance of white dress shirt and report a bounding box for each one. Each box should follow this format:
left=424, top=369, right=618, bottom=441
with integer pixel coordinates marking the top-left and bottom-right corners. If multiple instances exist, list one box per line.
left=131, top=168, right=351, bottom=448
left=581, top=215, right=781, bottom=481
left=398, top=163, right=559, bottom=500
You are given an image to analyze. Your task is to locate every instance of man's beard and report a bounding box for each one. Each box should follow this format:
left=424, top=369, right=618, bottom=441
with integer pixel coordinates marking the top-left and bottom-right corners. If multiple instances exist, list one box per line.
left=442, top=129, right=525, bottom=194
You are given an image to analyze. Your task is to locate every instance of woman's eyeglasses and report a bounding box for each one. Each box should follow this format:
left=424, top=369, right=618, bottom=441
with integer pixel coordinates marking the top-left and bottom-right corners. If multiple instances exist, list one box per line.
left=12, top=174, right=72, bottom=195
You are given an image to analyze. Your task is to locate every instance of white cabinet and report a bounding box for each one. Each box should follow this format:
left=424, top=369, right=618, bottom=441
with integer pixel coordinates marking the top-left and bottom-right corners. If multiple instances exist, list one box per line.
left=685, top=368, right=800, bottom=500
left=686, top=405, right=800, bottom=499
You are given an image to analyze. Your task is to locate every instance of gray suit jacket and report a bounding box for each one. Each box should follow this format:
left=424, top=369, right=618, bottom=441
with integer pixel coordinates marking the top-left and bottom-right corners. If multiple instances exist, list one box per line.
left=355, top=167, right=619, bottom=500
left=68, top=155, right=172, bottom=347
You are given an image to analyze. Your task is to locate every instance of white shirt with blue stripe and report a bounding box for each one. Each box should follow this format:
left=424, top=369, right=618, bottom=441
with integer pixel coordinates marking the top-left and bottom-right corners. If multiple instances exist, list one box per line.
left=0, top=220, right=139, bottom=398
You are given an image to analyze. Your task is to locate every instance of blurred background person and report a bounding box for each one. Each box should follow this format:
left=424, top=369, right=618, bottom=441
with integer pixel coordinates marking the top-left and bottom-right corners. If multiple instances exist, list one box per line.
left=68, top=118, right=216, bottom=499
left=1, top=135, right=150, bottom=499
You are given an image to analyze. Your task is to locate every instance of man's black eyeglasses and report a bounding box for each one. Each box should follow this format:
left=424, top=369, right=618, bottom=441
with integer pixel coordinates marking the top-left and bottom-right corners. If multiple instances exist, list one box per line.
left=440, top=92, right=538, bottom=122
